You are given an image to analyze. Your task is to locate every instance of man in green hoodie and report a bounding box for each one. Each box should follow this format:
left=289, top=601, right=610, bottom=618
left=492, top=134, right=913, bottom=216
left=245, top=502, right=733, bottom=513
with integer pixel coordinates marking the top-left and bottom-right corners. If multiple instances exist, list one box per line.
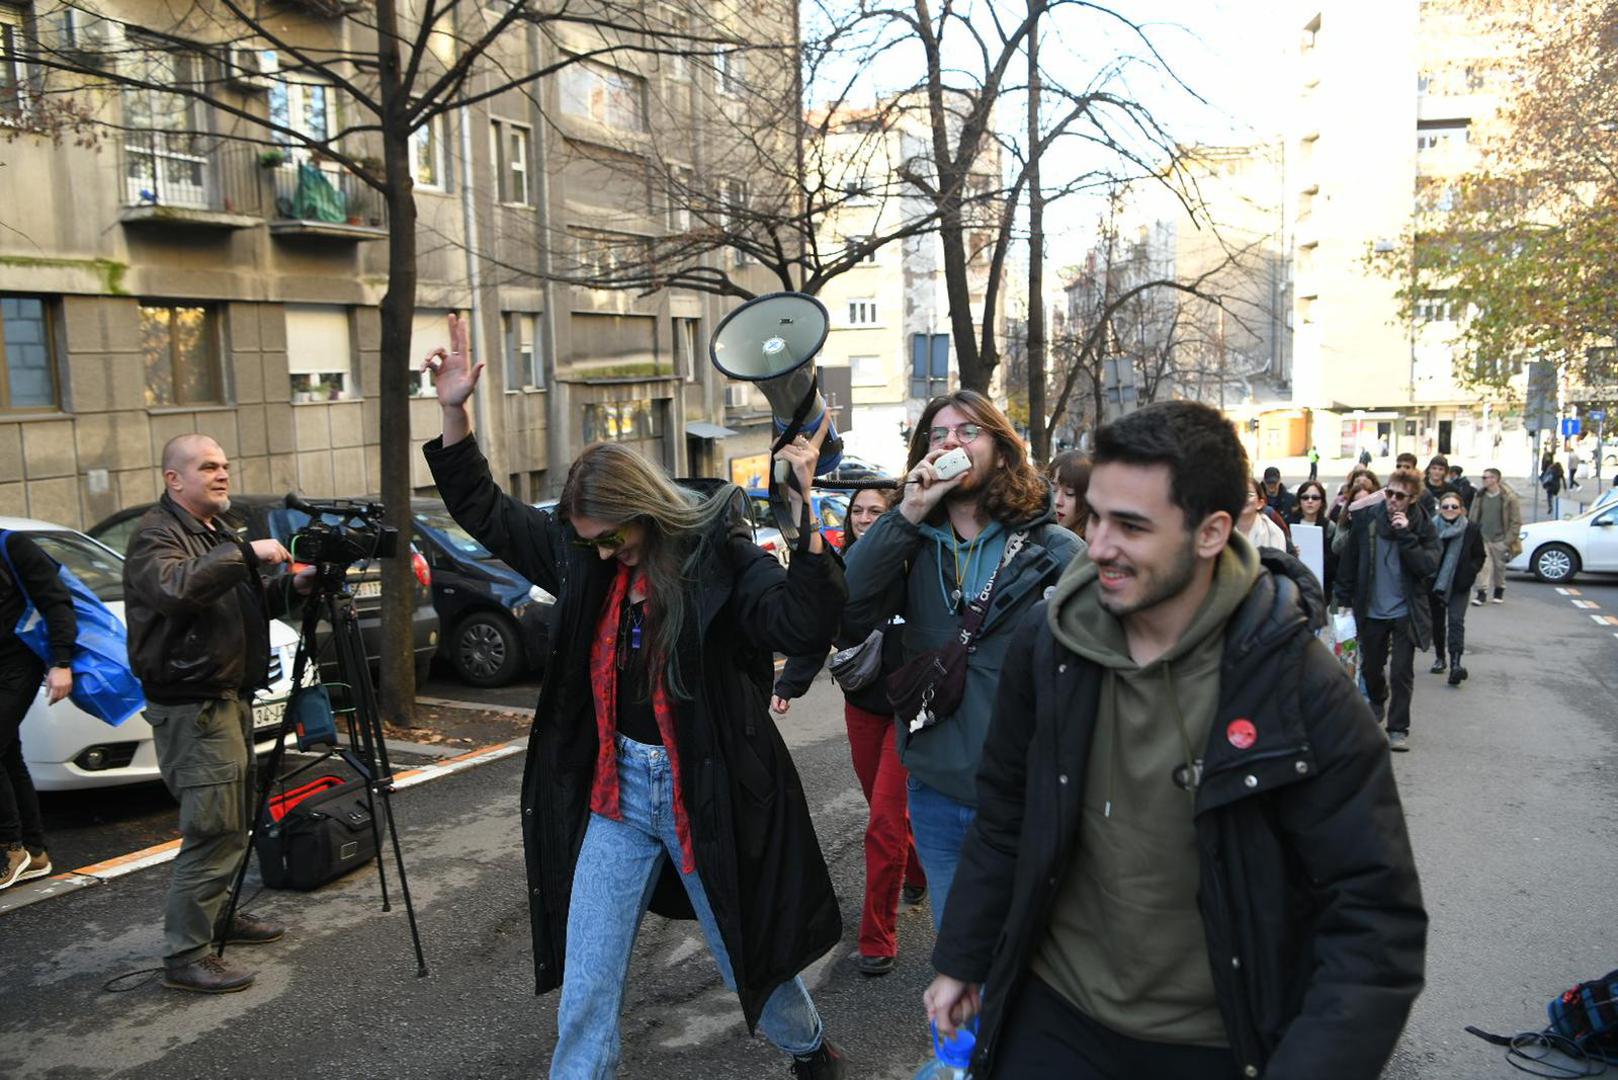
left=924, top=401, right=1425, bottom=1079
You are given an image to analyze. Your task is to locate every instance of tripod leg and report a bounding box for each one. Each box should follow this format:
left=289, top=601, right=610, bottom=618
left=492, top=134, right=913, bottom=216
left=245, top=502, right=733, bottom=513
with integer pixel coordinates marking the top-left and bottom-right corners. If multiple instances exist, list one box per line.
left=330, top=596, right=393, bottom=912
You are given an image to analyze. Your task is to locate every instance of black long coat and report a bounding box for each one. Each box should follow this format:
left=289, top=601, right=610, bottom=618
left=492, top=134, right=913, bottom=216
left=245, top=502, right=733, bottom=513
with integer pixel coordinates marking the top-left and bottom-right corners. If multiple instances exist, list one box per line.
left=424, top=435, right=845, bottom=1030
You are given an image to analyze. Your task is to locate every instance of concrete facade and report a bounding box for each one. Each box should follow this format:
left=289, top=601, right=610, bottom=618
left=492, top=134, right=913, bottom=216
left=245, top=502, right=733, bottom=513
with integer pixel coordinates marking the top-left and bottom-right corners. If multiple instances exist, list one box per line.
left=0, top=0, right=786, bottom=529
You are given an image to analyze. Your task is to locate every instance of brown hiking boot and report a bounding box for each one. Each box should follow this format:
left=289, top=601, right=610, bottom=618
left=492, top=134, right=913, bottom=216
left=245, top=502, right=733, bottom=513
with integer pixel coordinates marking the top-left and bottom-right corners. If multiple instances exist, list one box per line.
left=0, top=844, right=27, bottom=890
left=18, top=848, right=52, bottom=882
left=221, top=911, right=286, bottom=945
left=163, top=954, right=256, bottom=994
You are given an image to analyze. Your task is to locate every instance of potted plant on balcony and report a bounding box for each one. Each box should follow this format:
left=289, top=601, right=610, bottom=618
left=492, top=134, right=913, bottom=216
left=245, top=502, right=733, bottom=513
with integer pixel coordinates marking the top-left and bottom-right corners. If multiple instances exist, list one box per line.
left=258, top=148, right=289, bottom=169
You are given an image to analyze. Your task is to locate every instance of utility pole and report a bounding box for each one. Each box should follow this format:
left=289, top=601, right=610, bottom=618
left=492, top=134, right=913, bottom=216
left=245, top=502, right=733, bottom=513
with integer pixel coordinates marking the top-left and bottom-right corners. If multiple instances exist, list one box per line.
left=1026, top=0, right=1048, bottom=464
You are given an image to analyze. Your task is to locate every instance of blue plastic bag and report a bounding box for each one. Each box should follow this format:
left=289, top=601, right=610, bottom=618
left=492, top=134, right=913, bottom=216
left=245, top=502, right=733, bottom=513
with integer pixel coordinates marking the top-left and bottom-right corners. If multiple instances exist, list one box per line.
left=1, top=530, right=146, bottom=727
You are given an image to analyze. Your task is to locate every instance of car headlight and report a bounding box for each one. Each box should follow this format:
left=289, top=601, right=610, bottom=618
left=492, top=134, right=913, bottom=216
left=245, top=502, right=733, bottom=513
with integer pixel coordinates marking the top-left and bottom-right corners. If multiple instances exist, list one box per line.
left=529, top=585, right=556, bottom=604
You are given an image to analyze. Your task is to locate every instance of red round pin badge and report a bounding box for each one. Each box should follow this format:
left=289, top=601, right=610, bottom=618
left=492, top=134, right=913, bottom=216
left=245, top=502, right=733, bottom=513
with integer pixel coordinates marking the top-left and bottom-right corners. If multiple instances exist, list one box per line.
left=1226, top=718, right=1257, bottom=750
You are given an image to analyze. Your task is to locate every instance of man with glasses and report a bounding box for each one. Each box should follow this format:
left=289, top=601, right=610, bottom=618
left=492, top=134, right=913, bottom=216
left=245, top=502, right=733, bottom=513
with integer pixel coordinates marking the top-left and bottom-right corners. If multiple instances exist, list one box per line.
left=844, top=390, right=1080, bottom=931
left=1332, top=468, right=1441, bottom=751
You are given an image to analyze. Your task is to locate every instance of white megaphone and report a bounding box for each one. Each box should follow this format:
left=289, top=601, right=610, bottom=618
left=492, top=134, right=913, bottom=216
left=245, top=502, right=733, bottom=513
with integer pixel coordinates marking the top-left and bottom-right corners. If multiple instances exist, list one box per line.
left=710, top=293, right=843, bottom=541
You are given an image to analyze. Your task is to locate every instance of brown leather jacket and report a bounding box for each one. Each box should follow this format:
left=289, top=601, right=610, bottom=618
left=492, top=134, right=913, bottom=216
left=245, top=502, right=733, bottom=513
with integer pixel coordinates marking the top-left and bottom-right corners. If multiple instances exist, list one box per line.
left=121, top=494, right=283, bottom=704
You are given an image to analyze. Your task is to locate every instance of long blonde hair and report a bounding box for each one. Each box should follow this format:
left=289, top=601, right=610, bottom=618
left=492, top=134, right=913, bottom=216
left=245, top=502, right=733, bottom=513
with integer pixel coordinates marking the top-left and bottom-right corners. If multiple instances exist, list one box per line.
left=558, top=442, right=744, bottom=697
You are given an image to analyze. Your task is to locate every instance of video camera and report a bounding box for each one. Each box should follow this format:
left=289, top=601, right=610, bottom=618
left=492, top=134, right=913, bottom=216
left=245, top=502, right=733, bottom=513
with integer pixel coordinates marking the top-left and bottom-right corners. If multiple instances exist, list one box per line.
left=283, top=493, right=399, bottom=567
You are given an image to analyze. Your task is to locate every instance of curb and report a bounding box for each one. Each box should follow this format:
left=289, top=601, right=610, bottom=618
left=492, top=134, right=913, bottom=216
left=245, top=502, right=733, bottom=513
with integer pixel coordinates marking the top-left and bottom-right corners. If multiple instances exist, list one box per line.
left=0, top=737, right=527, bottom=919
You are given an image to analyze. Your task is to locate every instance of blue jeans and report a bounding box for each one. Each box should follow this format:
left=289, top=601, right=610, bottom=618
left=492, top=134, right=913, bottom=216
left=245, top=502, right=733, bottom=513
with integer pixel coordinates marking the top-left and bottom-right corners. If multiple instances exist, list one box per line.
left=906, top=776, right=978, bottom=933
left=551, top=735, right=824, bottom=1079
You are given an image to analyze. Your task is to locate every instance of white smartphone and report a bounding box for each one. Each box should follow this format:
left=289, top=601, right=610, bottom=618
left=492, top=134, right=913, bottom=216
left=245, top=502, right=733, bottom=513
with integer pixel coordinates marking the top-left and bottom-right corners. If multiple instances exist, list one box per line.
left=932, top=447, right=971, bottom=481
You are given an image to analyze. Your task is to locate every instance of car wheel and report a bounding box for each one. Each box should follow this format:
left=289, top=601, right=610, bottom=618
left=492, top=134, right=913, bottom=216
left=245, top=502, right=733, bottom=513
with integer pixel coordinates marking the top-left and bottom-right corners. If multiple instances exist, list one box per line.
left=453, top=612, right=523, bottom=687
left=1531, top=542, right=1579, bottom=583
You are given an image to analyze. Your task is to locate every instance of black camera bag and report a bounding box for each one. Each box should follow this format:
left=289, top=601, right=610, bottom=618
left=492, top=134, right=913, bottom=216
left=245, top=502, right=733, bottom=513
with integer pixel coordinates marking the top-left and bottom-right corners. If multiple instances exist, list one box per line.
left=255, top=775, right=378, bottom=891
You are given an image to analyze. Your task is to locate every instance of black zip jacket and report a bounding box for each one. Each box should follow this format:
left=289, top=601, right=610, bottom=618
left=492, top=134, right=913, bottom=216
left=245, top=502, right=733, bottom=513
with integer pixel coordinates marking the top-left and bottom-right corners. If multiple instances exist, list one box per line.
left=933, top=550, right=1427, bottom=1079
left=0, top=531, right=77, bottom=667
left=122, top=494, right=281, bottom=703
left=1333, top=501, right=1442, bottom=650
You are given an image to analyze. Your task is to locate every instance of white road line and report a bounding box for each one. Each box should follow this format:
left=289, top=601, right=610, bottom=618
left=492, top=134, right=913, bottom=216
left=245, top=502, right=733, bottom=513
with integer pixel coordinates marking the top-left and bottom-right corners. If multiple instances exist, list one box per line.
left=391, top=742, right=525, bottom=790
left=1572, top=600, right=1601, bottom=609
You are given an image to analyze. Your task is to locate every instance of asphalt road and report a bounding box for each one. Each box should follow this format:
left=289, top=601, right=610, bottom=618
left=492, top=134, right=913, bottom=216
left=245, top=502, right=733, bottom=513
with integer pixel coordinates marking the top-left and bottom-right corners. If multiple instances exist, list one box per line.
left=5, top=573, right=1618, bottom=1078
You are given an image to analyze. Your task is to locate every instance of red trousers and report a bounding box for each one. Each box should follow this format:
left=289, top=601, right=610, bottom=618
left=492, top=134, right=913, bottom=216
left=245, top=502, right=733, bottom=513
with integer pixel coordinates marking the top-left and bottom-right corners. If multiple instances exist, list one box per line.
left=844, top=702, right=926, bottom=958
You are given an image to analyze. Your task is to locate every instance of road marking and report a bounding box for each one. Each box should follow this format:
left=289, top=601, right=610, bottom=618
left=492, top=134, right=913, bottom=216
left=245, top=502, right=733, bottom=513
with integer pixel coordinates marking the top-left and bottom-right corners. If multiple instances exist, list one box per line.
left=0, top=736, right=530, bottom=918
left=415, top=695, right=532, bottom=718
left=1590, top=615, right=1618, bottom=626
left=1556, top=587, right=1583, bottom=596
left=1572, top=600, right=1601, bottom=609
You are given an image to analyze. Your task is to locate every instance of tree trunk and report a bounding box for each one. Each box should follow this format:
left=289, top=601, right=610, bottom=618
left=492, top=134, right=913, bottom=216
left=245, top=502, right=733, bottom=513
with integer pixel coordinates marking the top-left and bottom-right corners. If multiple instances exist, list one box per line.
left=376, top=0, right=418, bottom=727
left=1026, top=5, right=1047, bottom=463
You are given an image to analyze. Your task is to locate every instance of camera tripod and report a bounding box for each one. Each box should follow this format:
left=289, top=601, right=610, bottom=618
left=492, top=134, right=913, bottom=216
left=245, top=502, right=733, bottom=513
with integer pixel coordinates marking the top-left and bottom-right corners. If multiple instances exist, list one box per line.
left=218, top=558, right=428, bottom=977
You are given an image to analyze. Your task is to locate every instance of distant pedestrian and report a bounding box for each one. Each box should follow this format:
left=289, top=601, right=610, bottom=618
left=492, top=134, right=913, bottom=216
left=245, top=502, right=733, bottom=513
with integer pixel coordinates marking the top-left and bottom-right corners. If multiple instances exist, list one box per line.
left=1540, top=458, right=1565, bottom=518
left=771, top=486, right=928, bottom=979
left=1048, top=450, right=1093, bottom=540
left=1240, top=477, right=1290, bottom=551
left=1261, top=466, right=1299, bottom=518
left=1428, top=494, right=1486, bottom=686
left=922, top=400, right=1427, bottom=1080
left=1472, top=468, right=1522, bottom=605
left=1333, top=467, right=1441, bottom=752
left=0, top=531, right=74, bottom=891
left=1446, top=465, right=1476, bottom=511
left=1359, top=447, right=1374, bottom=468
left=1308, top=444, right=1321, bottom=480
left=1567, top=443, right=1582, bottom=490
left=1421, top=455, right=1457, bottom=519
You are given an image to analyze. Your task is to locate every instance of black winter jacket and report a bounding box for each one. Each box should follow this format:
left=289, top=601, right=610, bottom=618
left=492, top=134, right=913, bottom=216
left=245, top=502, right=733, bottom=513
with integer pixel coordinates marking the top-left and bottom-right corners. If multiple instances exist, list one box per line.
left=122, top=494, right=283, bottom=703
left=424, top=435, right=845, bottom=1031
left=0, top=530, right=76, bottom=668
left=1435, top=519, right=1487, bottom=599
left=1332, top=501, right=1442, bottom=651
left=934, top=550, right=1426, bottom=1080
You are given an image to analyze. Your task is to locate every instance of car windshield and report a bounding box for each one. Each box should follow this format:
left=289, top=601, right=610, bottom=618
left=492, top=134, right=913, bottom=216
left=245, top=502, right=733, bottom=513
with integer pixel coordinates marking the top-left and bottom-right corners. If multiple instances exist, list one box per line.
left=416, top=510, right=493, bottom=559
left=29, top=532, right=124, bottom=602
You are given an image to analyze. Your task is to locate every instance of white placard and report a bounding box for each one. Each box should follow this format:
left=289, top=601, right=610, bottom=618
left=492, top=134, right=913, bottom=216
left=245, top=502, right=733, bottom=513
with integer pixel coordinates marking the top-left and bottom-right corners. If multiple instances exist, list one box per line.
left=1293, top=523, right=1325, bottom=589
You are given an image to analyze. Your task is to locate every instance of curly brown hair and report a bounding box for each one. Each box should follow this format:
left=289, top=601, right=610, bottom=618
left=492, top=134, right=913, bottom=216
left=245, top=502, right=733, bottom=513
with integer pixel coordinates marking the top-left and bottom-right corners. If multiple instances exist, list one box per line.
left=906, top=389, right=1048, bottom=524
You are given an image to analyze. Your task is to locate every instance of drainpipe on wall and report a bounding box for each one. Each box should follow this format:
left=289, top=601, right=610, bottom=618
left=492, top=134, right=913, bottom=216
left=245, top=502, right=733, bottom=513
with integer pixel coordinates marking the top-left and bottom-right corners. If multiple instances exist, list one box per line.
left=459, top=97, right=491, bottom=457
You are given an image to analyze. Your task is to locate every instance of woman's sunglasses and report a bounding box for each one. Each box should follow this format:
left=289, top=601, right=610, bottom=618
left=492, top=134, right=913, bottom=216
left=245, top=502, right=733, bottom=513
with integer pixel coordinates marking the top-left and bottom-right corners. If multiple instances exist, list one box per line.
left=570, top=527, right=629, bottom=551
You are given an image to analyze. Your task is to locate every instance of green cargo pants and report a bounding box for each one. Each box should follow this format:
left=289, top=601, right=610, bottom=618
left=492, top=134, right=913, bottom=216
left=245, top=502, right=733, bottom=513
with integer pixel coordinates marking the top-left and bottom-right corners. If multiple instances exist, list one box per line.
left=147, top=697, right=254, bottom=968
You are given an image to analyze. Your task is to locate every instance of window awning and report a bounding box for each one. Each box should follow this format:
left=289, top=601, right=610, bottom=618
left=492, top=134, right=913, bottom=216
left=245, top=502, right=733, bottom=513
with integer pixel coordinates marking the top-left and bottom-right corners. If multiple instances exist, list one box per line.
left=685, top=421, right=739, bottom=439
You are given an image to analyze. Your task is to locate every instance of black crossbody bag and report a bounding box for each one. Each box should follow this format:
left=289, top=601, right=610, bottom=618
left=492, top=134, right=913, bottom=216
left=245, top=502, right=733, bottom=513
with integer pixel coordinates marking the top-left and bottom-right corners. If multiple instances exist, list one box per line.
left=886, top=531, right=1027, bottom=737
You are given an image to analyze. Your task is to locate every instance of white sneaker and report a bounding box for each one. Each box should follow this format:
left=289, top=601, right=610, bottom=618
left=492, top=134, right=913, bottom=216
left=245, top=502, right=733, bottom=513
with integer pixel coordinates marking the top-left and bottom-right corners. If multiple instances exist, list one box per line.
left=1491, top=596, right=1504, bottom=604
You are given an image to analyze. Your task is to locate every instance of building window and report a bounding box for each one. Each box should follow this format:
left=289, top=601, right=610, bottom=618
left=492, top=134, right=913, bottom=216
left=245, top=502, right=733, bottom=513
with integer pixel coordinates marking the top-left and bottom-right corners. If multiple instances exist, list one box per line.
left=665, top=10, right=691, bottom=81
left=140, top=303, right=222, bottom=407
left=504, top=311, right=541, bottom=389
left=491, top=118, right=531, bottom=205
left=1, top=4, right=30, bottom=117
left=850, top=354, right=886, bottom=386
left=559, top=60, right=647, bottom=131
left=1416, top=121, right=1469, bottom=151
left=672, top=316, right=699, bottom=380
left=714, top=47, right=744, bottom=95
left=910, top=332, right=949, bottom=399
left=267, top=75, right=334, bottom=156
left=847, top=299, right=878, bottom=326
left=582, top=398, right=665, bottom=443
left=285, top=304, right=355, bottom=401
left=0, top=295, right=58, bottom=410
left=123, top=47, right=209, bottom=208
left=667, top=164, right=693, bottom=231
left=411, top=115, right=446, bottom=190
left=846, top=236, right=879, bottom=265
left=1415, top=296, right=1458, bottom=323
left=411, top=309, right=461, bottom=396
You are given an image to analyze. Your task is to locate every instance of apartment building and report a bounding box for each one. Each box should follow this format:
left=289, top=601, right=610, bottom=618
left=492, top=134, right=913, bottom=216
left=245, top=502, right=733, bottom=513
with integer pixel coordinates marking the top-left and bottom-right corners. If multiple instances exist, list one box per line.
left=0, top=0, right=787, bottom=530
left=1288, top=0, right=1519, bottom=461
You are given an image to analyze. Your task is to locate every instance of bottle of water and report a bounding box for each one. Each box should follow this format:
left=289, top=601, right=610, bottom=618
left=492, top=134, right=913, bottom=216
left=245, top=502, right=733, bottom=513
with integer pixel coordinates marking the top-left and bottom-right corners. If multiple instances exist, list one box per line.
left=912, top=1021, right=976, bottom=1079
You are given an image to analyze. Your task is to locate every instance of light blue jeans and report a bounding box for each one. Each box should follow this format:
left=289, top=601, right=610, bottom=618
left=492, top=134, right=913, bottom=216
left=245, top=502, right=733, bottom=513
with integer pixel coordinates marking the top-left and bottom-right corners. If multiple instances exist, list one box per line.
left=551, top=735, right=824, bottom=1079
left=906, top=776, right=978, bottom=934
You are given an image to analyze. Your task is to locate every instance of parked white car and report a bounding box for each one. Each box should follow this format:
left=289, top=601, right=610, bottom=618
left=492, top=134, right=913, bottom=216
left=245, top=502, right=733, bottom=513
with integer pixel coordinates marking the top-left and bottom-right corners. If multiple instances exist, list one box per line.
left=1506, top=502, right=1618, bottom=584
left=7, top=517, right=302, bottom=792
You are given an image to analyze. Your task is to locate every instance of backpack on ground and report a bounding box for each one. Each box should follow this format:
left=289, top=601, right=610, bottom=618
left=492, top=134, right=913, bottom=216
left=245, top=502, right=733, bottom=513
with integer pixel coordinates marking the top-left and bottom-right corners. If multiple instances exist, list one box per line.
left=0, top=529, right=146, bottom=727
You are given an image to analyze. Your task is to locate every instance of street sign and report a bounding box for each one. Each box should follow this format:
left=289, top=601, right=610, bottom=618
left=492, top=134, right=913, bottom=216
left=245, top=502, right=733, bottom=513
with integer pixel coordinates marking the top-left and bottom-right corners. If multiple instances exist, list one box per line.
left=1590, top=409, right=1607, bottom=422
left=1562, top=417, right=1582, bottom=437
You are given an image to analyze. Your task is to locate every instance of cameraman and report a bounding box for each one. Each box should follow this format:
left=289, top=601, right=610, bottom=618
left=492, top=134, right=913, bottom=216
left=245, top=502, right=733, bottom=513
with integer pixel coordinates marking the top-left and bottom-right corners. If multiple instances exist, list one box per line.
left=123, top=434, right=311, bottom=994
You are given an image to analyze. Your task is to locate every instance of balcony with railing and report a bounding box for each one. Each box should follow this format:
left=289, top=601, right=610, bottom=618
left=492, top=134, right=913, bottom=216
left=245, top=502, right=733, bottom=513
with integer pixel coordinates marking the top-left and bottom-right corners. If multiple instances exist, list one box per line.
left=118, top=135, right=262, bottom=229
left=267, top=160, right=388, bottom=241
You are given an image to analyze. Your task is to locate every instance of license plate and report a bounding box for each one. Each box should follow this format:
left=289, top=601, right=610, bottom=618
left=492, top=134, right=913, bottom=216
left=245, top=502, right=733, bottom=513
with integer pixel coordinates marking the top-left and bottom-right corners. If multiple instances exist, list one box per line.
left=253, top=699, right=287, bottom=731
left=353, top=580, right=382, bottom=599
